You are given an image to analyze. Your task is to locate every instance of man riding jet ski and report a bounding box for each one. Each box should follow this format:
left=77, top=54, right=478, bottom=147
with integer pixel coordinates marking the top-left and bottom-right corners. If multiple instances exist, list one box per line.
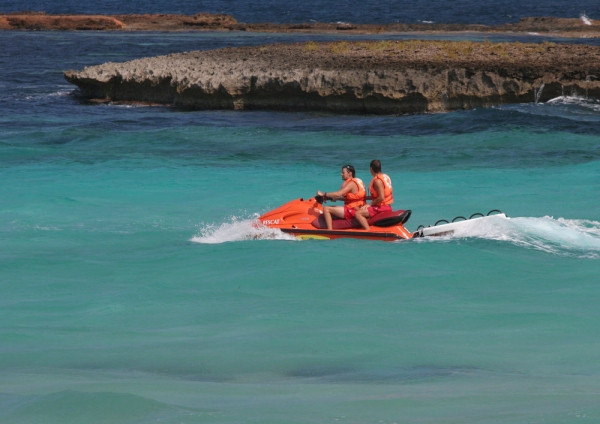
left=316, top=164, right=370, bottom=231
left=258, top=195, right=413, bottom=241
left=317, top=160, right=396, bottom=229
left=259, top=161, right=413, bottom=241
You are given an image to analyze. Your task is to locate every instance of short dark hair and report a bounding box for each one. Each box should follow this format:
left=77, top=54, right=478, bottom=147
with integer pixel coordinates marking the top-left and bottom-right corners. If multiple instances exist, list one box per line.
left=370, top=159, right=382, bottom=173
left=343, top=164, right=356, bottom=177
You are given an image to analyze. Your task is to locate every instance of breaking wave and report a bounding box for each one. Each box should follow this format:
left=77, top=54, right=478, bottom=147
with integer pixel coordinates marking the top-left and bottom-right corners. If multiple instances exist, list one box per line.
left=580, top=13, right=593, bottom=25
left=546, top=94, right=600, bottom=112
left=439, top=215, right=600, bottom=258
left=191, top=215, right=297, bottom=244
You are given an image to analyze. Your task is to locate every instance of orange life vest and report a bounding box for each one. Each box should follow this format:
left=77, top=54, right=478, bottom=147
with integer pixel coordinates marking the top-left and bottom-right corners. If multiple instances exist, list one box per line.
left=343, top=177, right=366, bottom=209
left=369, top=173, right=393, bottom=206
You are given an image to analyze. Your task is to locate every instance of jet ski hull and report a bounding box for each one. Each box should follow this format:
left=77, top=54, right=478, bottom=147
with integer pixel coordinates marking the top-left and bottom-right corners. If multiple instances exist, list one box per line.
left=258, top=197, right=413, bottom=241
left=281, top=227, right=411, bottom=241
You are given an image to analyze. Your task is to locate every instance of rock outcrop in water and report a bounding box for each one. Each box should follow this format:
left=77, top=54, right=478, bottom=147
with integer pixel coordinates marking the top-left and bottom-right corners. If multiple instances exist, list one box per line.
left=2, top=12, right=600, bottom=38
left=0, top=11, right=237, bottom=31
left=64, top=40, right=600, bottom=114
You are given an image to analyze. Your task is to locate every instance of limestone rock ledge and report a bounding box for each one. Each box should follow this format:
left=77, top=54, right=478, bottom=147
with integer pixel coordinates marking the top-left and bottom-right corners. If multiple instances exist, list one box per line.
left=64, top=41, right=600, bottom=114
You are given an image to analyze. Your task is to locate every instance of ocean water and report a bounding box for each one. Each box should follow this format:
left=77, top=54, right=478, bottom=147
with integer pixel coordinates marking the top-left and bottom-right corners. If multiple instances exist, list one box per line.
left=1, top=22, right=600, bottom=424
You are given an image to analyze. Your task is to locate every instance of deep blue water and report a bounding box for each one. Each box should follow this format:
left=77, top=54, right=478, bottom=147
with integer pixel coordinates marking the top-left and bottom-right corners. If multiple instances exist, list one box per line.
left=1, top=14, right=600, bottom=424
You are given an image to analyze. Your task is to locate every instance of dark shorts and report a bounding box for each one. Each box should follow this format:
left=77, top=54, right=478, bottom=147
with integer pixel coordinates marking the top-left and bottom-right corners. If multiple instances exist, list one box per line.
left=344, top=206, right=358, bottom=220
left=367, top=204, right=392, bottom=218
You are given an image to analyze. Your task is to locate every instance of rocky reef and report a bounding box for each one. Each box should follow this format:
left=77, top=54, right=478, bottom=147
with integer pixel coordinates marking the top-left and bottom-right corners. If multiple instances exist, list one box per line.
left=1, top=12, right=599, bottom=38
left=64, top=40, right=600, bottom=114
left=0, top=11, right=237, bottom=31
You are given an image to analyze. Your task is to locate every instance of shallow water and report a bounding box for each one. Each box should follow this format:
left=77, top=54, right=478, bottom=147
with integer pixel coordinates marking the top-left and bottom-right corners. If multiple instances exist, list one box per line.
left=1, top=26, right=600, bottom=424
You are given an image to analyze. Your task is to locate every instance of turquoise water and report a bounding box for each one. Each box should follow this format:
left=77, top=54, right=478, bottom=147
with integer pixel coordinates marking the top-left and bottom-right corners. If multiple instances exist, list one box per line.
left=2, top=31, right=600, bottom=423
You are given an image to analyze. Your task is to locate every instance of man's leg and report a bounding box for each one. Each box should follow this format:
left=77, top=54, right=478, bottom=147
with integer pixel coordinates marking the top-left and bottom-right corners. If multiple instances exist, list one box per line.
left=323, top=206, right=345, bottom=230
left=354, top=208, right=370, bottom=230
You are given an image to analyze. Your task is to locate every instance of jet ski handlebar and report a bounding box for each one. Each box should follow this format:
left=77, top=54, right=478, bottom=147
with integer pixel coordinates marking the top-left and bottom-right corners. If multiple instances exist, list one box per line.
left=315, top=194, right=339, bottom=204
left=315, top=195, right=374, bottom=204
left=315, top=194, right=340, bottom=203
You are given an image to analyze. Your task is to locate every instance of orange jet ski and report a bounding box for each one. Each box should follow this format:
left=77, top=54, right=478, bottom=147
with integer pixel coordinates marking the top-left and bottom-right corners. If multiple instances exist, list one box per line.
left=258, top=195, right=413, bottom=241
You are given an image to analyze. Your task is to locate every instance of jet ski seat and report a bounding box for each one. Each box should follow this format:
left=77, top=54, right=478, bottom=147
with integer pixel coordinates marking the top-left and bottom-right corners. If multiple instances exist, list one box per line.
left=311, top=209, right=411, bottom=230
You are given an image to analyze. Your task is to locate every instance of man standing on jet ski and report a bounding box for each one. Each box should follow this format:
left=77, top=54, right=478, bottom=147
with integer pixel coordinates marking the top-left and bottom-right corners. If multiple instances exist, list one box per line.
left=316, top=164, right=370, bottom=230
left=356, top=159, right=394, bottom=222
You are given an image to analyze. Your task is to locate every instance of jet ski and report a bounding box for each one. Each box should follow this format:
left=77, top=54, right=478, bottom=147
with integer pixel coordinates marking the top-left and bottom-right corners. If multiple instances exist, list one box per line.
left=258, top=195, right=413, bottom=241
left=258, top=195, right=507, bottom=241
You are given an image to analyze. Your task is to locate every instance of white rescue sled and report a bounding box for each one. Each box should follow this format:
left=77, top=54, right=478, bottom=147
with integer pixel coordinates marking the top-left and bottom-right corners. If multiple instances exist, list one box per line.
left=413, top=210, right=507, bottom=238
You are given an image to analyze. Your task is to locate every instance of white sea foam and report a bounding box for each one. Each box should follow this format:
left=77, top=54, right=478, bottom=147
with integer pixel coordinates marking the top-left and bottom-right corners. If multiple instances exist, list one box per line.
left=442, top=216, right=600, bottom=257
left=546, top=94, right=600, bottom=112
left=191, top=215, right=297, bottom=244
left=49, top=90, right=71, bottom=97
left=23, top=90, right=72, bottom=101
left=547, top=94, right=596, bottom=104
left=101, top=102, right=153, bottom=108
left=580, top=13, right=592, bottom=26
left=33, top=225, right=62, bottom=231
